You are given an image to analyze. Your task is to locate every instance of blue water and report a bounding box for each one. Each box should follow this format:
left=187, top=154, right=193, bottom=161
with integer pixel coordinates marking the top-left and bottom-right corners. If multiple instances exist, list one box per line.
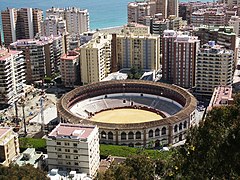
left=0, top=0, right=210, bottom=38
left=0, top=0, right=132, bottom=30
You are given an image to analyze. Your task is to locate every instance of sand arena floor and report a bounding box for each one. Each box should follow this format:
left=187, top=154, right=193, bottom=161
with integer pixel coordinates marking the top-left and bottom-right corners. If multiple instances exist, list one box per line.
left=90, top=108, right=162, bottom=124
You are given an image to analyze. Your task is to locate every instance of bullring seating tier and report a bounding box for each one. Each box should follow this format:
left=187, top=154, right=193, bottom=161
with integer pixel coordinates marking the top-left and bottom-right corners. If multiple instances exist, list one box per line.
left=70, top=93, right=182, bottom=118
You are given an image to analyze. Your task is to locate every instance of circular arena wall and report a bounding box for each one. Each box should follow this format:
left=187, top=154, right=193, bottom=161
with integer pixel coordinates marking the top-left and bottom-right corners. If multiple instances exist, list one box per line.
left=57, top=80, right=197, bottom=147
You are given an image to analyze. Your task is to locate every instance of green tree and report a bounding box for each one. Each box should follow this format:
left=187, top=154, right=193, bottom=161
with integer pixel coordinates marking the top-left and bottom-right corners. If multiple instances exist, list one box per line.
left=165, top=94, right=240, bottom=179
left=0, top=164, right=49, bottom=179
left=127, top=66, right=143, bottom=79
left=98, top=154, right=165, bottom=180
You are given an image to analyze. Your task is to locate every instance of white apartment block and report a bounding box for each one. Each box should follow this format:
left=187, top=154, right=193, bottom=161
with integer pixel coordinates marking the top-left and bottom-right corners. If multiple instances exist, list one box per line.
left=52, top=36, right=64, bottom=73
left=10, top=36, right=63, bottom=83
left=229, top=15, right=240, bottom=37
left=46, top=7, right=89, bottom=35
left=191, top=8, right=226, bottom=27
left=41, top=15, right=67, bottom=36
left=0, top=48, right=25, bottom=104
left=127, top=0, right=179, bottom=24
left=113, top=33, right=160, bottom=71
left=60, top=51, right=80, bottom=87
left=80, top=33, right=112, bottom=85
left=0, top=127, right=20, bottom=166
left=128, top=1, right=151, bottom=24
left=47, top=123, right=99, bottom=178
left=196, top=42, right=234, bottom=96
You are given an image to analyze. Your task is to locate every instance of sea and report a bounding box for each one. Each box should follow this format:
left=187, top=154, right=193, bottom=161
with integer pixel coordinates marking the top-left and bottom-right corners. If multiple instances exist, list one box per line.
left=0, top=0, right=210, bottom=38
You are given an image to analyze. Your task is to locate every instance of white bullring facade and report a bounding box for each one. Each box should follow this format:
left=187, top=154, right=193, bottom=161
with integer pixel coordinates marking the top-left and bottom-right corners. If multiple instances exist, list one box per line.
left=57, top=80, right=197, bottom=147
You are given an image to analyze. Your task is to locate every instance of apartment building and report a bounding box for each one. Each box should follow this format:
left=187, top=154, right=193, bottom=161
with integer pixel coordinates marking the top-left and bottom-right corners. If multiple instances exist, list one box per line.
left=128, top=0, right=179, bottom=25
left=150, top=19, right=169, bottom=54
left=0, top=127, right=20, bottom=166
left=0, top=48, right=25, bottom=105
left=155, top=0, right=168, bottom=18
left=168, top=16, right=183, bottom=30
left=123, top=23, right=150, bottom=35
left=41, top=15, right=67, bottom=36
left=79, top=33, right=112, bottom=85
left=229, top=15, right=240, bottom=37
left=168, top=0, right=179, bottom=17
left=46, top=7, right=89, bottom=35
left=179, top=1, right=210, bottom=24
left=162, top=30, right=200, bottom=89
left=112, top=32, right=160, bottom=71
left=1, top=8, right=43, bottom=46
left=52, top=36, right=64, bottom=73
left=190, top=7, right=239, bottom=27
left=193, top=26, right=236, bottom=51
left=207, top=86, right=233, bottom=112
left=60, top=51, right=80, bottom=87
left=128, top=1, right=152, bottom=24
left=10, top=36, right=63, bottom=83
left=32, top=8, right=43, bottom=37
left=1, top=8, right=17, bottom=46
left=196, top=42, right=234, bottom=96
left=47, top=123, right=99, bottom=177
left=150, top=18, right=169, bottom=35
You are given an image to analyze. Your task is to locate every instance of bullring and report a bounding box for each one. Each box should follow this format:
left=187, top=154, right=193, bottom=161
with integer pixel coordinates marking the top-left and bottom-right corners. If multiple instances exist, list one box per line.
left=57, top=80, right=197, bottom=147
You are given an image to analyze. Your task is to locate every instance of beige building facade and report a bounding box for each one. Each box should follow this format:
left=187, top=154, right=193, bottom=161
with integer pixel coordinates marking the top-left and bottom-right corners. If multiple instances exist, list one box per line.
left=0, top=127, right=20, bottom=166
left=79, top=33, right=112, bottom=85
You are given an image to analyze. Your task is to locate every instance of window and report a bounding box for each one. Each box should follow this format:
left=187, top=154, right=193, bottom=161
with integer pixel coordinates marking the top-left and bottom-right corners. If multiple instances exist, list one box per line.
left=101, top=131, right=106, bottom=139
left=74, top=156, right=78, bottom=159
left=73, top=143, right=77, bottom=147
left=58, top=155, right=62, bottom=158
left=162, top=127, right=166, bottom=135
left=74, top=162, right=79, bottom=166
left=179, top=123, right=183, bottom=130
left=184, top=121, right=187, bottom=128
left=155, top=129, right=160, bottom=136
left=57, top=142, right=61, bottom=145
left=149, top=130, right=153, bottom=138
left=108, top=132, right=113, bottom=140
left=57, top=148, right=61, bottom=151
left=65, top=149, right=70, bottom=152
left=65, top=155, right=70, bottom=159
left=73, top=150, right=78, bottom=153
left=65, top=142, right=70, bottom=146
left=121, top=132, right=126, bottom=140
left=136, top=131, right=141, bottom=139
left=174, top=125, right=178, bottom=133
left=66, top=162, right=71, bottom=165
left=128, top=132, right=134, bottom=139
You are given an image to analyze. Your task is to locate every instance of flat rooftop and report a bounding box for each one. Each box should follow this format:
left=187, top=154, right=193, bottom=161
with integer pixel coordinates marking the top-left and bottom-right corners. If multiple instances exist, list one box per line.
left=0, top=49, right=22, bottom=61
left=208, top=86, right=233, bottom=111
left=48, top=123, right=96, bottom=139
left=0, top=127, right=11, bottom=139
